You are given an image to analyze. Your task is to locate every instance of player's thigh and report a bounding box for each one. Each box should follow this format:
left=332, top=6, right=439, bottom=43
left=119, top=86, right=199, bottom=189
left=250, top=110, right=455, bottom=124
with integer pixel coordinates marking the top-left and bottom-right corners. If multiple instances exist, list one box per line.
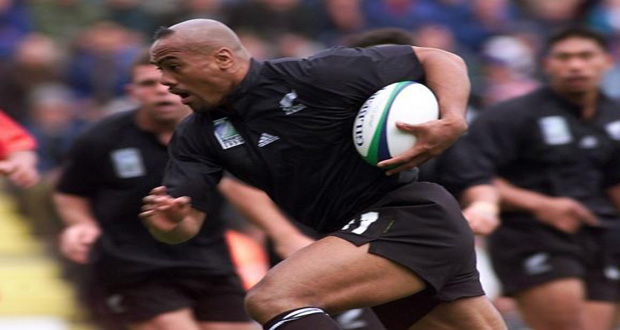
left=129, top=308, right=200, bottom=330
left=246, top=236, right=426, bottom=321
left=408, top=296, right=506, bottom=330
left=583, top=301, right=616, bottom=330
left=198, top=321, right=259, bottom=330
left=515, top=278, right=587, bottom=330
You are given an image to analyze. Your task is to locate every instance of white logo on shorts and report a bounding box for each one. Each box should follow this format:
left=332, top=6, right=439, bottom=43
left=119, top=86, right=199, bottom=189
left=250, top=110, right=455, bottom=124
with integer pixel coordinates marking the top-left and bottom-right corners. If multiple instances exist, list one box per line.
left=106, top=294, right=126, bottom=314
left=341, top=212, right=379, bottom=235
left=335, top=309, right=367, bottom=329
left=111, top=148, right=145, bottom=178
left=523, top=253, right=552, bottom=275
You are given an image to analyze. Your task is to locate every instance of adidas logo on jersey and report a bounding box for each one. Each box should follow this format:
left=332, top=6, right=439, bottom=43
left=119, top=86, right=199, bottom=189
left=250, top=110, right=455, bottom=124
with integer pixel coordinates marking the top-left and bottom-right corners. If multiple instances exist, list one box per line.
left=258, top=133, right=280, bottom=147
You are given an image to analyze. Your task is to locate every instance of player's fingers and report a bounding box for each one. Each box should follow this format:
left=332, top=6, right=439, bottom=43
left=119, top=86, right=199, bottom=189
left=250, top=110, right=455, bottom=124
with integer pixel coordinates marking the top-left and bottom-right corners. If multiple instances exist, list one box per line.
left=573, top=206, right=600, bottom=226
left=385, top=154, right=431, bottom=176
left=173, top=196, right=191, bottom=208
left=150, top=186, right=167, bottom=195
left=377, top=147, right=422, bottom=168
left=139, top=210, right=155, bottom=219
left=395, top=121, right=424, bottom=132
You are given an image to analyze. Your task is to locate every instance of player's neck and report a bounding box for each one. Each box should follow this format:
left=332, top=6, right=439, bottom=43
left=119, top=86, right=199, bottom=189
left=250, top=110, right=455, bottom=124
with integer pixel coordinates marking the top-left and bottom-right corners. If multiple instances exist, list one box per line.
left=135, top=109, right=179, bottom=145
left=552, top=86, right=600, bottom=120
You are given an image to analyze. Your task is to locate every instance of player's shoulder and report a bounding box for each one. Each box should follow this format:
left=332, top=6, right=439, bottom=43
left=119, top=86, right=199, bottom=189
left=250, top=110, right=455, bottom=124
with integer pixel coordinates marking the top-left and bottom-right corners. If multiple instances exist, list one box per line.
left=477, top=88, right=546, bottom=124
left=76, top=110, right=136, bottom=146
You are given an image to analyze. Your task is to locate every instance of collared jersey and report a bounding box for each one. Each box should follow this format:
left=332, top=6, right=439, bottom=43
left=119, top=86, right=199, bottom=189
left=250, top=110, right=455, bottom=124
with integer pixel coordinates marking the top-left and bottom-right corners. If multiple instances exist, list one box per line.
left=464, top=87, right=620, bottom=222
left=57, top=111, right=234, bottom=285
left=165, top=45, right=425, bottom=232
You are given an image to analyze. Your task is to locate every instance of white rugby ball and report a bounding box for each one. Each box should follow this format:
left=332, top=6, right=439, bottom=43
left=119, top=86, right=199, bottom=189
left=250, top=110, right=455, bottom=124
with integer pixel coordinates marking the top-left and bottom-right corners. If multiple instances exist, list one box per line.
left=353, top=81, right=439, bottom=166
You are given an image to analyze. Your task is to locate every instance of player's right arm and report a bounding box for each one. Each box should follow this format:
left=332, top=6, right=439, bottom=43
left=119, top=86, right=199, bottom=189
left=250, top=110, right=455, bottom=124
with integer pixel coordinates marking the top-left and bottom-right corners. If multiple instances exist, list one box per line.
left=140, top=186, right=206, bottom=244
left=53, top=193, right=101, bottom=264
left=494, top=178, right=598, bottom=233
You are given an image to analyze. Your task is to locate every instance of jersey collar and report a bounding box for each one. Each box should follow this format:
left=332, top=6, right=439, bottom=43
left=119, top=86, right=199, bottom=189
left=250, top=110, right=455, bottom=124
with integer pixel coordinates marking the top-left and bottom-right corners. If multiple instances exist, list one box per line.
left=224, top=59, right=263, bottom=115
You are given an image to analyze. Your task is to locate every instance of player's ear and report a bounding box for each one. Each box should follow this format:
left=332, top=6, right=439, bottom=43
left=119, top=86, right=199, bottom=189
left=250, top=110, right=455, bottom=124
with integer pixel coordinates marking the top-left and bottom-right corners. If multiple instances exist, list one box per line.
left=214, top=47, right=234, bottom=70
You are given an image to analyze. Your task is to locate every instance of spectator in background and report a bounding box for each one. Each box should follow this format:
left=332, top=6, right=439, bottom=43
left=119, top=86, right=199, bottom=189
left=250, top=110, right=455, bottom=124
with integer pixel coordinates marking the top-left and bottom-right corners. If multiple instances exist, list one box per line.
left=67, top=21, right=142, bottom=104
left=27, top=0, right=103, bottom=48
left=0, top=0, right=31, bottom=59
left=0, top=111, right=39, bottom=189
left=316, top=0, right=365, bottom=46
left=226, top=0, right=317, bottom=40
left=0, top=33, right=63, bottom=123
left=104, top=0, right=156, bottom=37
left=479, top=35, right=539, bottom=106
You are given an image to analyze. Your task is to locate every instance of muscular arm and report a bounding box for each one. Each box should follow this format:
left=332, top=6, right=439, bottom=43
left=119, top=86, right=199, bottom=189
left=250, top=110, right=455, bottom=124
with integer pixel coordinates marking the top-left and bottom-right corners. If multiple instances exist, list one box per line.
left=53, top=193, right=101, bottom=263
left=460, top=184, right=500, bottom=236
left=218, top=177, right=313, bottom=258
left=141, top=186, right=206, bottom=244
left=494, top=177, right=598, bottom=233
left=379, top=47, right=469, bottom=174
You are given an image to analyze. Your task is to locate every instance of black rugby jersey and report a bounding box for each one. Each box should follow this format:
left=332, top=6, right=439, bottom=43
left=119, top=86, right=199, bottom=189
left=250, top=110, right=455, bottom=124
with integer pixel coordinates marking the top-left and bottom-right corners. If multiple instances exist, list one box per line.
left=463, top=87, right=620, bottom=223
left=57, top=111, right=234, bottom=285
left=164, top=45, right=425, bottom=232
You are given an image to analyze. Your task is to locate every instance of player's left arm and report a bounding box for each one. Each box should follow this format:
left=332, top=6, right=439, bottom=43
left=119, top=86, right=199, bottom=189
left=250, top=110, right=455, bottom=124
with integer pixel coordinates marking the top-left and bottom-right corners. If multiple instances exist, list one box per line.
left=141, top=186, right=206, bottom=244
left=378, top=47, right=470, bottom=175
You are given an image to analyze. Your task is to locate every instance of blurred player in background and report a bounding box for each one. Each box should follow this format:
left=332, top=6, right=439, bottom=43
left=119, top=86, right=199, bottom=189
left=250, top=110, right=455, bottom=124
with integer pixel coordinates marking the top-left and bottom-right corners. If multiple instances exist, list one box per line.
left=462, top=27, right=620, bottom=330
left=54, top=52, right=257, bottom=330
left=0, top=110, right=39, bottom=188
left=143, top=19, right=505, bottom=330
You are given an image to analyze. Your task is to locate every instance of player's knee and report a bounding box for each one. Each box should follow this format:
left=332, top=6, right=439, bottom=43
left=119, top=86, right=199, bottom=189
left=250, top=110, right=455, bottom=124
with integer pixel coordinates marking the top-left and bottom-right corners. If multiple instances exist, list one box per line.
left=245, top=281, right=315, bottom=322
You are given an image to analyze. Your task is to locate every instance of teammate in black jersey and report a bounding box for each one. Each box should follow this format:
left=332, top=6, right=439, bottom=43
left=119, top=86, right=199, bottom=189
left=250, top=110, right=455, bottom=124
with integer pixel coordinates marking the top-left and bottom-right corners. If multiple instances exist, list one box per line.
left=55, top=52, right=256, bottom=330
left=461, top=27, right=620, bottom=330
left=142, top=19, right=505, bottom=330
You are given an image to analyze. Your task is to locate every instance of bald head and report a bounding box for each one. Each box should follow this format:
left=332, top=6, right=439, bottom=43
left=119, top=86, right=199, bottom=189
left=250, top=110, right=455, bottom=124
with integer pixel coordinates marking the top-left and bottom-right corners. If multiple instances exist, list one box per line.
left=154, top=19, right=249, bottom=58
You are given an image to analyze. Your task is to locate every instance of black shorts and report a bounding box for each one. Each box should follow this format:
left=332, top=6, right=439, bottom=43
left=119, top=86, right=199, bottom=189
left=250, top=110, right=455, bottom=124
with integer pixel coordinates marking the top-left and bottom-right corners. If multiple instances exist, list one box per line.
left=330, top=182, right=484, bottom=326
left=99, top=273, right=251, bottom=323
left=488, top=220, right=620, bottom=301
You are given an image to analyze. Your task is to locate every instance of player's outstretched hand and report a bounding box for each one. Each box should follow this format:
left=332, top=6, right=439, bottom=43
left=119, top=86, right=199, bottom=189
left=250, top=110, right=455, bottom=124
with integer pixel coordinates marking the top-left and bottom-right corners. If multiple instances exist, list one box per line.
left=141, top=186, right=192, bottom=233
left=59, top=223, right=101, bottom=264
left=377, top=117, right=467, bottom=175
left=462, top=201, right=500, bottom=236
left=0, top=155, right=40, bottom=188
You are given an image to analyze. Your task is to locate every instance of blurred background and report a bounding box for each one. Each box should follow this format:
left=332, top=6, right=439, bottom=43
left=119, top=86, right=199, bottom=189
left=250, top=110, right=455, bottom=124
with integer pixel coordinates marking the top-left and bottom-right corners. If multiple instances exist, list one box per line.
left=1, top=0, right=619, bottom=329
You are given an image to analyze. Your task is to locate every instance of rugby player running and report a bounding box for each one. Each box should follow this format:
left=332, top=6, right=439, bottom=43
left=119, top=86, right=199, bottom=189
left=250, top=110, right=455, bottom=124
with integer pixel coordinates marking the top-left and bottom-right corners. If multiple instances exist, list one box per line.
left=142, top=19, right=506, bottom=330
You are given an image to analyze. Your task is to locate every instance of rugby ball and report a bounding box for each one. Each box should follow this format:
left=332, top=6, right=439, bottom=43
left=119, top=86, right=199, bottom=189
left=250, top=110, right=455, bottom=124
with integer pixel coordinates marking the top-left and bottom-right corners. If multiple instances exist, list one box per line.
left=353, top=81, right=439, bottom=166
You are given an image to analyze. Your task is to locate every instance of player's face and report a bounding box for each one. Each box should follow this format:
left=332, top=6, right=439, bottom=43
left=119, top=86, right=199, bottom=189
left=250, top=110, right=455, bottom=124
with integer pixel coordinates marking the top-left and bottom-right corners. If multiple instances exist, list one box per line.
left=544, top=37, right=611, bottom=95
left=150, top=39, right=232, bottom=112
left=128, top=65, right=190, bottom=122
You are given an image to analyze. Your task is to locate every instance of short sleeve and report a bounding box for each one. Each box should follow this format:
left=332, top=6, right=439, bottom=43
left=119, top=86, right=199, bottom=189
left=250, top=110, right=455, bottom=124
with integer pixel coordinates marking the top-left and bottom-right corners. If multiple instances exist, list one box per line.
left=435, top=139, right=493, bottom=197
left=463, top=105, right=526, bottom=177
left=56, top=134, right=103, bottom=197
left=0, top=111, right=37, bottom=159
left=163, top=117, right=223, bottom=213
left=603, top=146, right=620, bottom=188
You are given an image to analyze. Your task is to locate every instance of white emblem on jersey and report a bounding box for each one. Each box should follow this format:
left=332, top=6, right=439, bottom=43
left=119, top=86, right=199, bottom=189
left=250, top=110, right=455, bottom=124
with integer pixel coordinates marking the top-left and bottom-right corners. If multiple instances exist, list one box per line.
left=605, top=120, right=620, bottom=140
left=106, top=294, right=126, bottom=314
left=605, top=265, right=620, bottom=280
left=280, top=90, right=307, bottom=115
left=258, top=133, right=280, bottom=147
left=523, top=252, right=552, bottom=275
left=539, top=116, right=573, bottom=145
left=213, top=117, right=245, bottom=150
left=111, top=148, right=145, bottom=178
left=578, top=135, right=598, bottom=149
